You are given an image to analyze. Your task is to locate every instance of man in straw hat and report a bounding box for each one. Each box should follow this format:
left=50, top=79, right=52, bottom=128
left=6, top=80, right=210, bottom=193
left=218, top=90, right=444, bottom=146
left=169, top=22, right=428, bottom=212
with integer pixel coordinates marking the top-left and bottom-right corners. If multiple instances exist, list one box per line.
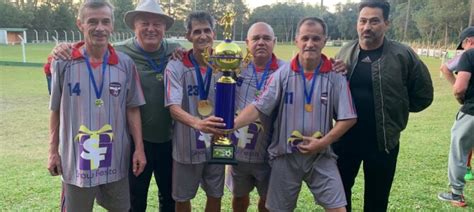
left=48, top=0, right=182, bottom=211
left=47, top=0, right=146, bottom=210
left=118, top=0, right=181, bottom=211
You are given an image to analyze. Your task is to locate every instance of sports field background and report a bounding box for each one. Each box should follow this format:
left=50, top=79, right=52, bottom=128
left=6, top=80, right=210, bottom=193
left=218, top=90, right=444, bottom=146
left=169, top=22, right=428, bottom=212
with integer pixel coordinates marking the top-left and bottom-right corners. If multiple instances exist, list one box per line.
left=0, top=41, right=472, bottom=211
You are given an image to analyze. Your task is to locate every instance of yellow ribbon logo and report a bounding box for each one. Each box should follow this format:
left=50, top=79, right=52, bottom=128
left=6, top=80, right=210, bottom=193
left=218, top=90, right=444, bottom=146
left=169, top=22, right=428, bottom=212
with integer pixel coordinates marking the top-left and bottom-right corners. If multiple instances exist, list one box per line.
left=75, top=124, right=114, bottom=170
left=288, top=130, right=323, bottom=145
left=75, top=124, right=114, bottom=142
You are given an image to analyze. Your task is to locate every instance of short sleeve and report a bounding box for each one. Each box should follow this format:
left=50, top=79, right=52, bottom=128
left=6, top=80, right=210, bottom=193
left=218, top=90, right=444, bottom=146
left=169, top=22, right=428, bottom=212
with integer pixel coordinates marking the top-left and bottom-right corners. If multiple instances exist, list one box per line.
left=126, top=60, right=146, bottom=107
left=332, top=73, right=357, bottom=120
left=252, top=64, right=287, bottom=116
left=164, top=60, right=184, bottom=107
left=49, top=59, right=64, bottom=111
left=457, top=49, right=474, bottom=74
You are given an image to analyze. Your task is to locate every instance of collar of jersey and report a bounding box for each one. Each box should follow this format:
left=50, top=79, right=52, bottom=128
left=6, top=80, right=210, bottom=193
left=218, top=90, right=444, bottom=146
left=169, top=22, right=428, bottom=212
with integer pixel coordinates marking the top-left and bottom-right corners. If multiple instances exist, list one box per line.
left=290, top=53, right=332, bottom=73
left=253, top=53, right=280, bottom=72
left=71, top=41, right=119, bottom=65
left=183, top=49, right=216, bottom=68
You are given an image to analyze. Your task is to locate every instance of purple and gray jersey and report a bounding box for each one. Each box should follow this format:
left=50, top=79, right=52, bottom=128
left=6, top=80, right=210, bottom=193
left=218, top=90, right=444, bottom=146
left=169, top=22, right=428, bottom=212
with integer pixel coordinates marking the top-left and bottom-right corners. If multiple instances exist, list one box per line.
left=164, top=50, right=220, bottom=164
left=253, top=54, right=357, bottom=159
left=233, top=54, right=286, bottom=163
left=446, top=53, right=463, bottom=72
left=49, top=42, right=145, bottom=188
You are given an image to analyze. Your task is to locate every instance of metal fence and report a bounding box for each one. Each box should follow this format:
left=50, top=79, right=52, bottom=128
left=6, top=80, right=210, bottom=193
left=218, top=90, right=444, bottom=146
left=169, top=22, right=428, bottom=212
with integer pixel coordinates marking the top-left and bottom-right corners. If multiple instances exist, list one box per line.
left=25, top=30, right=135, bottom=43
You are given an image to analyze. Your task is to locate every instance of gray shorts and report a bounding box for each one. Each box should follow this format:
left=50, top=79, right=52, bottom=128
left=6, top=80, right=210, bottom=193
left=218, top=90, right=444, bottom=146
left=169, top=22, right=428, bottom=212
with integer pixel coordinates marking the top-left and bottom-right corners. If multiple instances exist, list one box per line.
left=266, top=152, right=346, bottom=211
left=61, top=177, right=130, bottom=211
left=172, top=160, right=225, bottom=202
left=225, top=162, right=271, bottom=197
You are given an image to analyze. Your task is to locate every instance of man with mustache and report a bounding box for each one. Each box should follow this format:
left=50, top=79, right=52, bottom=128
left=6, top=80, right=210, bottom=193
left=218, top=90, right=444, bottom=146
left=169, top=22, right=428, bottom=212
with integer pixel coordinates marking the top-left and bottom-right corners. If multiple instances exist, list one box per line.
left=48, top=0, right=181, bottom=210
left=234, top=17, right=357, bottom=211
left=164, top=11, right=226, bottom=212
left=47, top=0, right=146, bottom=210
left=226, top=22, right=285, bottom=212
left=332, top=1, right=433, bottom=211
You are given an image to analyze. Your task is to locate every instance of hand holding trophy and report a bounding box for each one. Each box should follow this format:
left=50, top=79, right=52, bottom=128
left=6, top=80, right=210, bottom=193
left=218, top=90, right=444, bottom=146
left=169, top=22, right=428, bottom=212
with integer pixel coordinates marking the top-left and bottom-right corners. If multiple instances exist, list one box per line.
left=202, top=11, right=248, bottom=164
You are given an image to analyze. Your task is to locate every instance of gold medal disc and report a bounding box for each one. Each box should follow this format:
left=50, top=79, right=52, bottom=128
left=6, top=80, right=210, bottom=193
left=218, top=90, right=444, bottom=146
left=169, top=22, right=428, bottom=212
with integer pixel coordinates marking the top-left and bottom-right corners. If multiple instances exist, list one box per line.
left=198, top=100, right=213, bottom=116
left=95, top=99, right=104, bottom=107
left=255, top=90, right=261, bottom=97
left=305, top=104, right=312, bottom=112
left=156, top=74, right=163, bottom=81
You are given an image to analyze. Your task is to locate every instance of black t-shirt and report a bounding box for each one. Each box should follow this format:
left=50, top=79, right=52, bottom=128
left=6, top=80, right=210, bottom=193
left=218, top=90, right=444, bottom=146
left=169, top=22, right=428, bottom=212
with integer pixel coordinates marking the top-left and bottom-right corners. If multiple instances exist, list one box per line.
left=340, top=44, right=383, bottom=152
left=456, top=48, right=474, bottom=115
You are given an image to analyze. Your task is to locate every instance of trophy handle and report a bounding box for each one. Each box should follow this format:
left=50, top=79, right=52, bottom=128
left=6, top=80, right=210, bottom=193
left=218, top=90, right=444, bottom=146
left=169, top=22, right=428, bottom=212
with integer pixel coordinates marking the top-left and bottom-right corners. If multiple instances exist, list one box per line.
left=201, top=47, right=219, bottom=73
left=242, top=47, right=253, bottom=68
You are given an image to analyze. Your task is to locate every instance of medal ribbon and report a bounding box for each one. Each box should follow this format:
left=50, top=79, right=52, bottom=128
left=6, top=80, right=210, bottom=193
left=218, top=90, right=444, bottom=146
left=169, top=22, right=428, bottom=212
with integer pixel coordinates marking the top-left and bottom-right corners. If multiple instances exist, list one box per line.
left=189, top=53, right=213, bottom=101
left=298, top=60, right=322, bottom=106
left=251, top=59, right=272, bottom=92
left=83, top=49, right=109, bottom=102
left=134, top=40, right=166, bottom=74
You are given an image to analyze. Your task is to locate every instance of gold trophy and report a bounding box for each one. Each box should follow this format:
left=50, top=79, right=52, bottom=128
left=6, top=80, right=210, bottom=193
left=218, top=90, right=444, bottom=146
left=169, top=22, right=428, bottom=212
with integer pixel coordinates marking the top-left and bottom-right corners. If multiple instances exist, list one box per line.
left=203, top=11, right=246, bottom=164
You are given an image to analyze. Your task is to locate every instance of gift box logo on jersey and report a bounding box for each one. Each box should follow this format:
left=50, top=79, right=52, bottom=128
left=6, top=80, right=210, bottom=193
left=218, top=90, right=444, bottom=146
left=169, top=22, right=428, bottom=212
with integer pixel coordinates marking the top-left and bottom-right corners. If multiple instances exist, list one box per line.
left=195, top=130, right=211, bottom=149
left=109, top=82, right=121, bottom=97
left=75, top=124, right=114, bottom=170
left=231, top=120, right=263, bottom=150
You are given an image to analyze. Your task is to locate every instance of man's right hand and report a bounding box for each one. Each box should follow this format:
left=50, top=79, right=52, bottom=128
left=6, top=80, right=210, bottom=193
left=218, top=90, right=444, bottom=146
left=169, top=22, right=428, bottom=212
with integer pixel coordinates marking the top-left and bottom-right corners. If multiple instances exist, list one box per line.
left=194, top=116, right=226, bottom=135
left=47, top=152, right=62, bottom=176
left=52, top=43, right=72, bottom=60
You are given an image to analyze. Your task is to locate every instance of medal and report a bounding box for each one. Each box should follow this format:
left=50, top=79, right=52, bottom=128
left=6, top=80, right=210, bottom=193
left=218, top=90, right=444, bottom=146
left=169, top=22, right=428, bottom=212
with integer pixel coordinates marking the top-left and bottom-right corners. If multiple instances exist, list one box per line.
left=156, top=74, right=163, bottom=81
left=305, top=104, right=312, bottom=112
left=255, top=90, right=261, bottom=97
left=299, top=60, right=322, bottom=113
left=251, top=60, right=272, bottom=98
left=190, top=52, right=214, bottom=116
left=84, top=49, right=109, bottom=109
left=95, top=99, right=104, bottom=107
left=198, top=100, right=213, bottom=116
left=134, top=40, right=166, bottom=81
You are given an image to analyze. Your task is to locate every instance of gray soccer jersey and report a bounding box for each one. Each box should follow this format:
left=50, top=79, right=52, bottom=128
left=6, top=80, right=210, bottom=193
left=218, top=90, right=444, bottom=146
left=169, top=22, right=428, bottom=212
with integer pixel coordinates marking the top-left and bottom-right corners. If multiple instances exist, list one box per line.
left=253, top=54, right=357, bottom=159
left=49, top=42, right=145, bottom=188
left=233, top=55, right=286, bottom=163
left=164, top=50, right=220, bottom=164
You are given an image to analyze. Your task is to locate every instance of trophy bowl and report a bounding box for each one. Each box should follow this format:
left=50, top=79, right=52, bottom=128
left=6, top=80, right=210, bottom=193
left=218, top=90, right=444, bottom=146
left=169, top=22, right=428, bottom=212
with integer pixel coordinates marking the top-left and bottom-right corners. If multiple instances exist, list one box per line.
left=211, top=41, right=242, bottom=70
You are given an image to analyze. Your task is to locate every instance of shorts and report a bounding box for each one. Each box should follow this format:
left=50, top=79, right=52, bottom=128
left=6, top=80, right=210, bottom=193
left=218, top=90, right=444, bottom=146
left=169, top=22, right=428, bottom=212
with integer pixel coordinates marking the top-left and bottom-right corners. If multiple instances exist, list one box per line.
left=61, top=177, right=130, bottom=211
left=172, top=160, right=225, bottom=202
left=225, top=162, right=271, bottom=197
left=266, top=152, right=346, bottom=211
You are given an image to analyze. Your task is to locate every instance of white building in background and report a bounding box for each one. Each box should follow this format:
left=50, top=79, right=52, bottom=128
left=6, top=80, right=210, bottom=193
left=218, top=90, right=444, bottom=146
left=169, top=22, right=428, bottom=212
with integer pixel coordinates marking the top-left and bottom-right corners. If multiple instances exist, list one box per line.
left=0, top=28, right=27, bottom=45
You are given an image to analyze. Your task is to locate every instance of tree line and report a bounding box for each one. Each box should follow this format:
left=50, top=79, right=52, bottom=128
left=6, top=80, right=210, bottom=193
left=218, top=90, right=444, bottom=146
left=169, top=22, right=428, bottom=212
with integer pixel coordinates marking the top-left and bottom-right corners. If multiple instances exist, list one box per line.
left=0, top=0, right=471, bottom=47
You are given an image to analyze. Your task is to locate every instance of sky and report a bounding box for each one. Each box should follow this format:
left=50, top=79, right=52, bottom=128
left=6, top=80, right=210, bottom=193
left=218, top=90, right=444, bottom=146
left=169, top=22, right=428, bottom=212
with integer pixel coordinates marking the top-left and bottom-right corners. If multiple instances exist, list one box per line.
left=244, top=0, right=360, bottom=12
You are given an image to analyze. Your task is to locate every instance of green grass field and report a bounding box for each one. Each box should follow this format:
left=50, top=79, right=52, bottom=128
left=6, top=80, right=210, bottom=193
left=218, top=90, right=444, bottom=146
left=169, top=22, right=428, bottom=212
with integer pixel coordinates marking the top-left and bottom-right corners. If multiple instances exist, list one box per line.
left=0, top=42, right=472, bottom=211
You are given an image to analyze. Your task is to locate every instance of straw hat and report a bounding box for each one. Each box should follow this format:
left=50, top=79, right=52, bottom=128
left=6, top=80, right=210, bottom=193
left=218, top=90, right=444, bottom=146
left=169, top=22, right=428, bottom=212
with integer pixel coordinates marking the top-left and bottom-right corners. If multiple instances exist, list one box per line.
left=124, top=0, right=174, bottom=30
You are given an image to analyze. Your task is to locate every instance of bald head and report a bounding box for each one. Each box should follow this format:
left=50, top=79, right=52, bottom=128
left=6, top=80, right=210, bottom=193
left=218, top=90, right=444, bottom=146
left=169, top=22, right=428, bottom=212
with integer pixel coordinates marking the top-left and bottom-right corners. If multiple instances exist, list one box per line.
left=247, top=22, right=275, bottom=39
left=246, top=22, right=276, bottom=66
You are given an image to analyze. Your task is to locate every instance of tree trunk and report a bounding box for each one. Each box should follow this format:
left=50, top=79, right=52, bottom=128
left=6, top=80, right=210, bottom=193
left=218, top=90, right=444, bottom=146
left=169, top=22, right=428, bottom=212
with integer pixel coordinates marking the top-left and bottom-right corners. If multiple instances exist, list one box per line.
left=403, top=0, right=411, bottom=41
left=470, top=0, right=474, bottom=26
left=444, top=22, right=448, bottom=48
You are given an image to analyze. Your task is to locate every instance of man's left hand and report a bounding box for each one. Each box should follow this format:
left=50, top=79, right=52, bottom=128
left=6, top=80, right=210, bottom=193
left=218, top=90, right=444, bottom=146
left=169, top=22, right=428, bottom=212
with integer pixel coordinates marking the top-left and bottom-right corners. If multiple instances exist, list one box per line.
left=132, top=149, right=147, bottom=176
left=331, top=58, right=347, bottom=74
left=170, top=47, right=187, bottom=61
left=297, top=136, right=329, bottom=154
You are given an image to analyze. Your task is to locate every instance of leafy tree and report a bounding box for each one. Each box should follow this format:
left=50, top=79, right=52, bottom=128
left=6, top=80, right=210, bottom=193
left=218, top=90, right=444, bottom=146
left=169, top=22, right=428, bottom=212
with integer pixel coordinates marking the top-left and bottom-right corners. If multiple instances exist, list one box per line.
left=111, top=0, right=135, bottom=31
left=334, top=3, right=358, bottom=40
left=0, top=2, right=30, bottom=28
left=31, top=3, right=53, bottom=30
left=50, top=2, right=76, bottom=30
